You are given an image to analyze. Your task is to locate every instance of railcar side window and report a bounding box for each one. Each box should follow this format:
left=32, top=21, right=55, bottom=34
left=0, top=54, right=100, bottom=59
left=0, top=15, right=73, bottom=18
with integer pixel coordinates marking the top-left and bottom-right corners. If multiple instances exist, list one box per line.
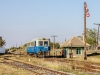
left=31, top=42, right=34, bottom=46
left=44, top=41, right=48, bottom=46
left=27, top=43, right=30, bottom=47
left=38, top=41, right=43, bottom=46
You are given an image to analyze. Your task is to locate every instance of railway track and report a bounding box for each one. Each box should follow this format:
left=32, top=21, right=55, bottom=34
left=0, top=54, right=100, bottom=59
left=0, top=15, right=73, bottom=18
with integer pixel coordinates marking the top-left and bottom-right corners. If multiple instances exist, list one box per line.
left=44, top=58, right=100, bottom=73
left=2, top=54, right=100, bottom=74
left=2, top=57, right=72, bottom=75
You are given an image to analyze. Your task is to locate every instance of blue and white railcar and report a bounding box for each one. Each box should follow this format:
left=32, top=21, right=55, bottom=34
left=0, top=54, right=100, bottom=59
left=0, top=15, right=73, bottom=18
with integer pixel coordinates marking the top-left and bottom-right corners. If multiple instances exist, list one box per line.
left=26, top=38, right=50, bottom=55
left=0, top=47, right=5, bottom=54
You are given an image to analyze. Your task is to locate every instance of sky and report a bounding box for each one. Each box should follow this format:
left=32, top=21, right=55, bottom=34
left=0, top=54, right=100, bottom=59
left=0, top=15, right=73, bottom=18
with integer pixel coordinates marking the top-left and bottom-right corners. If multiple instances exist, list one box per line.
left=0, top=0, right=100, bottom=48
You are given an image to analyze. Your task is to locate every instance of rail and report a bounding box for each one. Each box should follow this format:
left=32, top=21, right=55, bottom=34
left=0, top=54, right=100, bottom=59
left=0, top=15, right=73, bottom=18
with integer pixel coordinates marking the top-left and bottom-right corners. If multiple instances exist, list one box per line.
left=3, top=57, right=72, bottom=75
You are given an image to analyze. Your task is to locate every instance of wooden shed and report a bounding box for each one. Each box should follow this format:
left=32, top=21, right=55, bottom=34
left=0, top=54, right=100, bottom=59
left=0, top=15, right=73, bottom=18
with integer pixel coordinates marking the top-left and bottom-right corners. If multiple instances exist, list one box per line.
left=60, top=36, right=90, bottom=58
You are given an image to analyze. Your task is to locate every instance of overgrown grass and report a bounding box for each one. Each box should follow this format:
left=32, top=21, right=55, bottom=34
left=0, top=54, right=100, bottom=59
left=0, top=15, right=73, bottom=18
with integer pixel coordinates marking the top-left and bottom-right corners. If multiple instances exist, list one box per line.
left=6, top=49, right=100, bottom=75
left=0, top=61, right=34, bottom=75
left=87, top=55, right=100, bottom=63
left=9, top=55, right=100, bottom=75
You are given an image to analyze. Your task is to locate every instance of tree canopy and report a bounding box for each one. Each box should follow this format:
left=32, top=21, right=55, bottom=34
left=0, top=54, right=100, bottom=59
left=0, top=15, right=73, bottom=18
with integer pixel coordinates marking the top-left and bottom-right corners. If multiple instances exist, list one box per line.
left=50, top=42, right=60, bottom=49
left=78, top=28, right=97, bottom=45
left=86, top=28, right=97, bottom=45
left=0, top=37, right=6, bottom=47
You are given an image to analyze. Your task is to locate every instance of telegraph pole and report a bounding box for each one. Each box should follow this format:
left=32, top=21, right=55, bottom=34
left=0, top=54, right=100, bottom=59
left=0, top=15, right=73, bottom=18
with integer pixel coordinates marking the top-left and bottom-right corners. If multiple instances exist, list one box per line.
left=51, top=35, right=57, bottom=57
left=16, top=43, right=17, bottom=50
left=84, top=2, right=87, bottom=60
left=13, top=45, right=14, bottom=50
left=83, top=2, right=90, bottom=60
left=65, top=38, right=66, bottom=42
left=20, top=41, right=22, bottom=56
left=94, top=23, right=100, bottom=51
left=51, top=35, right=57, bottom=50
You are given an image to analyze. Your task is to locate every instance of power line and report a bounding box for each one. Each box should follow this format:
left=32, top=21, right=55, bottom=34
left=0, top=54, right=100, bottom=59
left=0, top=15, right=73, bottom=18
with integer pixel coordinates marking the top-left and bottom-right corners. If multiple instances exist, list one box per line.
left=56, top=31, right=83, bottom=37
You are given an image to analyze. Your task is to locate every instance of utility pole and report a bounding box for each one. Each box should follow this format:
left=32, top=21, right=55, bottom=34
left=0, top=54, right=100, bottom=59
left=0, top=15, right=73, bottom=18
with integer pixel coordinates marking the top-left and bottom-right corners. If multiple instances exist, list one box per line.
left=51, top=35, right=57, bottom=50
left=65, top=38, right=66, bottom=42
left=94, top=23, right=100, bottom=51
left=51, top=35, right=57, bottom=57
left=84, top=2, right=87, bottom=60
left=13, top=45, right=14, bottom=50
left=16, top=43, right=17, bottom=50
left=83, top=2, right=90, bottom=60
left=20, top=41, right=22, bottom=56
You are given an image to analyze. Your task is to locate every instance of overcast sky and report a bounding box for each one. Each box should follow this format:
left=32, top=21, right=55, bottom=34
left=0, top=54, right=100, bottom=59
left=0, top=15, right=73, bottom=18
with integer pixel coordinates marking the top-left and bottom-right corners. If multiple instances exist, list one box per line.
left=0, top=0, right=100, bottom=48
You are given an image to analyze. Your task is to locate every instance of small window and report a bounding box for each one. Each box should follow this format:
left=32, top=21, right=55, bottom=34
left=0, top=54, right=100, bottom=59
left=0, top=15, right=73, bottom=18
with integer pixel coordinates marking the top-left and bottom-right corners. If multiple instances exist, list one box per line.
left=76, top=48, right=81, bottom=54
left=44, top=41, right=48, bottom=46
left=27, top=43, right=30, bottom=47
left=31, top=42, right=34, bottom=46
left=38, top=41, right=43, bottom=46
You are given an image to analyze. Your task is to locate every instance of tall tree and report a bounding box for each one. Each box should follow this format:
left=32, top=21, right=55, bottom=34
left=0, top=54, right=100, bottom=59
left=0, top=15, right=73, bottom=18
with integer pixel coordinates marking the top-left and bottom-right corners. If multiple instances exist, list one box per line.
left=86, top=28, right=97, bottom=45
left=0, top=37, right=6, bottom=47
left=78, top=28, right=97, bottom=45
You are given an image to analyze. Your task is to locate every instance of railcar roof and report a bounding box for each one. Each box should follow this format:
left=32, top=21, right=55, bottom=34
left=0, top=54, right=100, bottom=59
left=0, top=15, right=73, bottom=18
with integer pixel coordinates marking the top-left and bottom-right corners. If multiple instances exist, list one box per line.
left=32, top=38, right=50, bottom=40
left=36, top=38, right=49, bottom=40
left=26, top=40, right=31, bottom=43
left=27, top=38, right=50, bottom=43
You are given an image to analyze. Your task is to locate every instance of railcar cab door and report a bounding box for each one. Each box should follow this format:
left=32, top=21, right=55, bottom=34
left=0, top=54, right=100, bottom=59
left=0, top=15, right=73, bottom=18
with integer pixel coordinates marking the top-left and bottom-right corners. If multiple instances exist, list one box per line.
left=34, top=40, right=37, bottom=52
left=34, top=41, right=36, bottom=47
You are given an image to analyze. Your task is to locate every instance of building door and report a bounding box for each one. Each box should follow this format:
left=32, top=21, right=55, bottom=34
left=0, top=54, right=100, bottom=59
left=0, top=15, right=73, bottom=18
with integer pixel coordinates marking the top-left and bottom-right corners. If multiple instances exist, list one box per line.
left=65, top=48, right=68, bottom=55
left=65, top=48, right=68, bottom=58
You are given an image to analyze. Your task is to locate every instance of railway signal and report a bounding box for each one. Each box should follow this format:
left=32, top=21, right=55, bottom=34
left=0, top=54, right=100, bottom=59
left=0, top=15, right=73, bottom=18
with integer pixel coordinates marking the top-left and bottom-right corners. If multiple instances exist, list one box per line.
left=84, top=2, right=90, bottom=60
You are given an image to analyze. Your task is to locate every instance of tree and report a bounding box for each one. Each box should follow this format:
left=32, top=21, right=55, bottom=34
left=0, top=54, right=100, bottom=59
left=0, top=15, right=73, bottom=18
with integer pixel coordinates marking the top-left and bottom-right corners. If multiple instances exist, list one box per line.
left=50, top=42, right=60, bottom=49
left=0, top=37, right=6, bottom=47
left=86, top=28, right=97, bottom=45
left=23, top=44, right=27, bottom=48
left=78, top=28, right=97, bottom=45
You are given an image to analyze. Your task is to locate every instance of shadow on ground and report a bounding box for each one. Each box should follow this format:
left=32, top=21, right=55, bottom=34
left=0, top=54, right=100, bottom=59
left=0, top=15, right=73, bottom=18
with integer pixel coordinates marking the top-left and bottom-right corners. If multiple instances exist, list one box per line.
left=44, top=55, right=63, bottom=58
left=87, top=52, right=100, bottom=57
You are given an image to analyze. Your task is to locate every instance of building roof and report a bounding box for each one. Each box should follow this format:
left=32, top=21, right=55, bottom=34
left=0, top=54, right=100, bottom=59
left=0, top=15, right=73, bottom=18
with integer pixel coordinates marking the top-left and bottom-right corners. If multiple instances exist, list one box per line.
left=60, top=36, right=90, bottom=47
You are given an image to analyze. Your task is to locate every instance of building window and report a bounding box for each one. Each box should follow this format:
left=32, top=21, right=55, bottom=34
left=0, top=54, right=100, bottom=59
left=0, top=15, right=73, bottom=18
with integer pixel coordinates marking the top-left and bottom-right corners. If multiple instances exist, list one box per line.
left=76, top=48, right=81, bottom=54
left=27, top=43, right=30, bottom=47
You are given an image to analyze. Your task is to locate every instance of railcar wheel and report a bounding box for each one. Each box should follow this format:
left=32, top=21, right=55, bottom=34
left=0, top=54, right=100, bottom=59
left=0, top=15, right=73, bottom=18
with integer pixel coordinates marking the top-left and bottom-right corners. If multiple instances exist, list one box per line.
left=27, top=52, right=29, bottom=55
left=35, top=54, right=38, bottom=58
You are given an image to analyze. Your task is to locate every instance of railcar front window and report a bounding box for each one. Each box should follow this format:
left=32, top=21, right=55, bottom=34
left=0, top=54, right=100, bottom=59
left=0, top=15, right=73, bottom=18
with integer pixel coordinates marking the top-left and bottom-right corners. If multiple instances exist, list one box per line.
left=38, top=41, right=43, bottom=46
left=44, top=41, right=48, bottom=46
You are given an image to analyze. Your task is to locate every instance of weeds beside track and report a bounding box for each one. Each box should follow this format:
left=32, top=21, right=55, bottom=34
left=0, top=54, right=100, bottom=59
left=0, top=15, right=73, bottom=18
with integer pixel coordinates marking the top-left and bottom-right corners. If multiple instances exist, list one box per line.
left=2, top=57, right=71, bottom=75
